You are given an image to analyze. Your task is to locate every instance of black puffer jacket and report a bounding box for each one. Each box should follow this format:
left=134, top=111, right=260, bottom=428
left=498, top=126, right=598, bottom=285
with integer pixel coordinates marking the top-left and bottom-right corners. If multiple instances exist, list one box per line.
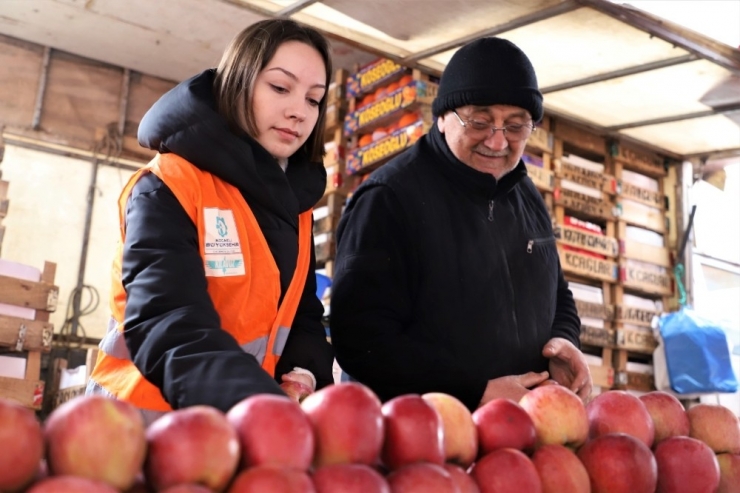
left=122, top=69, right=333, bottom=412
left=330, top=125, right=580, bottom=411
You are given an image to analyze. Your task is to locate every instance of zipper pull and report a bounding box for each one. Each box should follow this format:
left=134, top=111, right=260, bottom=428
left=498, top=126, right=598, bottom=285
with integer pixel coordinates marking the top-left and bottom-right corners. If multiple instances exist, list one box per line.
left=488, top=200, right=494, bottom=221
left=527, top=240, right=533, bottom=253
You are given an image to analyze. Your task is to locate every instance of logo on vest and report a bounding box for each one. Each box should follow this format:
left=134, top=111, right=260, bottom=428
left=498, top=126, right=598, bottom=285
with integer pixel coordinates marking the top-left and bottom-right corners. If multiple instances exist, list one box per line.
left=216, top=216, right=228, bottom=237
left=204, top=208, right=245, bottom=277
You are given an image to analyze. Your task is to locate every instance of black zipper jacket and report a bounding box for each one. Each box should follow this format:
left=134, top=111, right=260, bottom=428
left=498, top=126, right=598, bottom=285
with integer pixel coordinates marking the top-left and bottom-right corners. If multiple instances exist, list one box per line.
left=330, top=125, right=580, bottom=411
left=122, top=69, right=333, bottom=412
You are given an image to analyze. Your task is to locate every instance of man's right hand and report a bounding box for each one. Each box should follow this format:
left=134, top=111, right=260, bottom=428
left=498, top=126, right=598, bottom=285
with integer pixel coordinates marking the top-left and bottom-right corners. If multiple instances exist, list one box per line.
left=478, top=371, right=550, bottom=407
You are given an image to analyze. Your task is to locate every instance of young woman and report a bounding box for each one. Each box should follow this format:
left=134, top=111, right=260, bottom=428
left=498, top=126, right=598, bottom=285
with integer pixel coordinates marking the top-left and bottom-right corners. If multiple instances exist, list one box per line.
left=87, top=19, right=334, bottom=422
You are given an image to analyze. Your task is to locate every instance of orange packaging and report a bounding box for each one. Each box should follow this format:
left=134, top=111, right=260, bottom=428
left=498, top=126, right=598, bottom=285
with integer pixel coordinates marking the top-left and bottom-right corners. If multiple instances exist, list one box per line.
left=398, top=111, right=420, bottom=129
left=358, top=134, right=373, bottom=148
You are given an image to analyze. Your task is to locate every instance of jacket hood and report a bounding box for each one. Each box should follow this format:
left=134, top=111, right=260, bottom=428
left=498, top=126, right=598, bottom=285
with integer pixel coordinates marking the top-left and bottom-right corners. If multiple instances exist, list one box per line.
left=138, top=69, right=326, bottom=222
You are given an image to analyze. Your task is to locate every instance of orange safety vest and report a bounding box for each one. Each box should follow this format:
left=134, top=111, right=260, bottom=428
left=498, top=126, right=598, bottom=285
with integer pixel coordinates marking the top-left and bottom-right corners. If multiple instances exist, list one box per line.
left=89, top=153, right=312, bottom=412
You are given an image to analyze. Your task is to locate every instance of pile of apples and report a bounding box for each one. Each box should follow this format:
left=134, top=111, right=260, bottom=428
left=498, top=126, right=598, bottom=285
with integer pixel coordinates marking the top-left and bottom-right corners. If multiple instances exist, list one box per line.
left=1, top=382, right=740, bottom=493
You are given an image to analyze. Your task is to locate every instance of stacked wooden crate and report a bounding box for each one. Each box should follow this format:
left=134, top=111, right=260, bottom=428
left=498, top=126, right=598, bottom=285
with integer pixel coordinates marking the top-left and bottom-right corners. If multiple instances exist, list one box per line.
left=610, top=143, right=674, bottom=393
left=313, top=69, right=350, bottom=274
left=0, top=260, right=58, bottom=410
left=549, top=121, right=620, bottom=394
left=0, top=131, right=7, bottom=255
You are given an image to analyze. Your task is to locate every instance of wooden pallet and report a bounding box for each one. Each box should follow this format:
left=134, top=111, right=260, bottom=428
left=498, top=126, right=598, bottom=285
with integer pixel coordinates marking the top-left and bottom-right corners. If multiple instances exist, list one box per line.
left=0, top=261, right=58, bottom=409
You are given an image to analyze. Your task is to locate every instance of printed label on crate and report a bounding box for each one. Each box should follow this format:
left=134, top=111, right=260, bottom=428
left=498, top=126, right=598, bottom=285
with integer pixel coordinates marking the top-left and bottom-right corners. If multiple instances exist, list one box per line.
left=555, top=224, right=618, bottom=257
left=620, top=263, right=672, bottom=295
left=614, top=145, right=665, bottom=176
left=525, top=164, right=554, bottom=191
left=347, top=120, right=426, bottom=174
left=347, top=59, right=405, bottom=97
left=344, top=81, right=436, bottom=135
left=616, top=305, right=660, bottom=328
left=619, top=182, right=664, bottom=208
left=575, top=300, right=615, bottom=321
left=615, top=329, right=657, bottom=353
left=580, top=325, right=615, bottom=347
left=560, top=249, right=618, bottom=282
left=625, top=371, right=655, bottom=390
left=559, top=162, right=617, bottom=194
left=554, top=187, right=618, bottom=220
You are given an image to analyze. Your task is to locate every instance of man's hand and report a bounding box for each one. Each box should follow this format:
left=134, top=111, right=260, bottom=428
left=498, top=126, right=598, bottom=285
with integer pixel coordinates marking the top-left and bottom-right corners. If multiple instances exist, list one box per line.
left=543, top=337, right=592, bottom=401
left=479, top=371, right=550, bottom=408
left=280, top=370, right=315, bottom=403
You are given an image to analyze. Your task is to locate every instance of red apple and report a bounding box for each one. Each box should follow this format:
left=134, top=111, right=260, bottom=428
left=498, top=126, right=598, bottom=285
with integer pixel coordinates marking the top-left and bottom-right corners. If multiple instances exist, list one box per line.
left=687, top=404, right=740, bottom=454
left=639, top=391, right=690, bottom=445
left=654, top=436, right=720, bottom=493
left=470, top=448, right=542, bottom=493
left=123, top=473, right=147, bottom=493
left=44, top=395, right=146, bottom=490
left=422, top=392, right=478, bottom=467
left=312, top=464, right=390, bottom=493
left=443, top=464, right=480, bottom=493
left=586, top=390, right=655, bottom=448
left=381, top=394, right=444, bottom=470
left=717, top=453, right=740, bottom=493
left=227, top=394, right=313, bottom=471
left=386, top=463, right=457, bottom=493
left=26, top=476, right=119, bottom=492
left=473, top=398, right=536, bottom=454
left=531, top=444, right=589, bottom=493
left=518, top=385, right=588, bottom=448
left=577, top=433, right=657, bottom=493
left=145, top=405, right=239, bottom=492
left=301, top=382, right=384, bottom=467
left=160, top=486, right=214, bottom=493
left=228, top=467, right=315, bottom=493
left=0, top=398, right=43, bottom=492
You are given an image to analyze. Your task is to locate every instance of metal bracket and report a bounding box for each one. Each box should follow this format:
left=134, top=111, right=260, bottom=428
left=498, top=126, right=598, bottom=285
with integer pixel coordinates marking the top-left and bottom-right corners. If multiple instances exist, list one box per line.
left=615, top=371, right=628, bottom=386
left=15, top=324, right=27, bottom=351
left=42, top=327, right=53, bottom=349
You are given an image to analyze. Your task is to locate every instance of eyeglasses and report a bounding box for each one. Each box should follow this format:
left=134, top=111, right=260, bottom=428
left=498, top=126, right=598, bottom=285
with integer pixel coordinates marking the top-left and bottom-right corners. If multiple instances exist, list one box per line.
left=452, top=110, right=535, bottom=142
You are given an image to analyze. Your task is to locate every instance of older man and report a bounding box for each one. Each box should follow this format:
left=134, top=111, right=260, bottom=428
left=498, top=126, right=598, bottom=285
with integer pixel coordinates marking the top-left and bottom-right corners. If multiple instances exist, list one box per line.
left=330, top=37, right=591, bottom=411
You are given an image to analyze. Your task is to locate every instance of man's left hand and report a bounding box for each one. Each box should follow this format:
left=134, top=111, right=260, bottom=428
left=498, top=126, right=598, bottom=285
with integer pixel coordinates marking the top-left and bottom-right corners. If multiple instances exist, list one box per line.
left=542, top=337, right=592, bottom=401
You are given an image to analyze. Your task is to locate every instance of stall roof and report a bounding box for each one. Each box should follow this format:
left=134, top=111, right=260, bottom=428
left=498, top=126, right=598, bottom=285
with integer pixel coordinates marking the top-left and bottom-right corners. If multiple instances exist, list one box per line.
left=1, top=0, right=738, bottom=160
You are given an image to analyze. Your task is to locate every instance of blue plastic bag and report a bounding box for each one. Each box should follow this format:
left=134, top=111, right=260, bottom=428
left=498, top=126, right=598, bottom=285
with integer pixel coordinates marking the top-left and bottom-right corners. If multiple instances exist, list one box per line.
left=315, top=272, right=332, bottom=299
left=659, top=307, right=738, bottom=394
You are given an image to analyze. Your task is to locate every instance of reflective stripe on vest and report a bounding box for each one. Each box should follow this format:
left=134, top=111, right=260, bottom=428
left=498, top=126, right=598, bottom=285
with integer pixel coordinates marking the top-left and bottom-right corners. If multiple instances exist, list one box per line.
left=88, top=153, right=313, bottom=413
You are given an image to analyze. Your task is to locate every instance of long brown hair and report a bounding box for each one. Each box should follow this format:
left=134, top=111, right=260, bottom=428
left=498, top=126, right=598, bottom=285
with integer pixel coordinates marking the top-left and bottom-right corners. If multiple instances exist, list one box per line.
left=214, top=19, right=332, bottom=162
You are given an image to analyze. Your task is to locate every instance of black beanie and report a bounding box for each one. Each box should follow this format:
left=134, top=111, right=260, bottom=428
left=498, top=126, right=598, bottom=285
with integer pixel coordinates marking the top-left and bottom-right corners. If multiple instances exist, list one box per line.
left=432, top=37, right=543, bottom=122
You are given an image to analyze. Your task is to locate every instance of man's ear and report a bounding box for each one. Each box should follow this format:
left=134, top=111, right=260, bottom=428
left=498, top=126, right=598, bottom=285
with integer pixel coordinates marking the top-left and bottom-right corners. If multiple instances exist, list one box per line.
left=436, top=114, right=446, bottom=134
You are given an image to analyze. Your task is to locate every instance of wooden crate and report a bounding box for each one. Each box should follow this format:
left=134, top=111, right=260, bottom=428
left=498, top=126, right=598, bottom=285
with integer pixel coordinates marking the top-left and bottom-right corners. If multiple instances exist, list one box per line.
left=48, top=347, right=98, bottom=411
left=0, top=261, right=58, bottom=409
left=559, top=246, right=618, bottom=283
left=314, top=232, right=335, bottom=265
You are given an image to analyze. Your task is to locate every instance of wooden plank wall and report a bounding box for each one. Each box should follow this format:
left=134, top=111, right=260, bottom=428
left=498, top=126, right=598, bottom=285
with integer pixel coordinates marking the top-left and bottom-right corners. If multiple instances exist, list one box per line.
left=0, top=33, right=175, bottom=162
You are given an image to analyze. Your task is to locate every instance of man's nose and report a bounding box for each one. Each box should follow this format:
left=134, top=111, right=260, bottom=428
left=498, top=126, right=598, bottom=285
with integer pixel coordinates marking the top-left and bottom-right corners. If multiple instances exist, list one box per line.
left=483, top=127, right=509, bottom=150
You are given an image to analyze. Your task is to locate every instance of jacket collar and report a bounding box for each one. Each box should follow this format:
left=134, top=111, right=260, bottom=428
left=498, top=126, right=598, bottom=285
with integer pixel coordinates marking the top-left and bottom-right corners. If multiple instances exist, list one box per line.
left=137, top=69, right=326, bottom=226
left=424, top=124, right=527, bottom=200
